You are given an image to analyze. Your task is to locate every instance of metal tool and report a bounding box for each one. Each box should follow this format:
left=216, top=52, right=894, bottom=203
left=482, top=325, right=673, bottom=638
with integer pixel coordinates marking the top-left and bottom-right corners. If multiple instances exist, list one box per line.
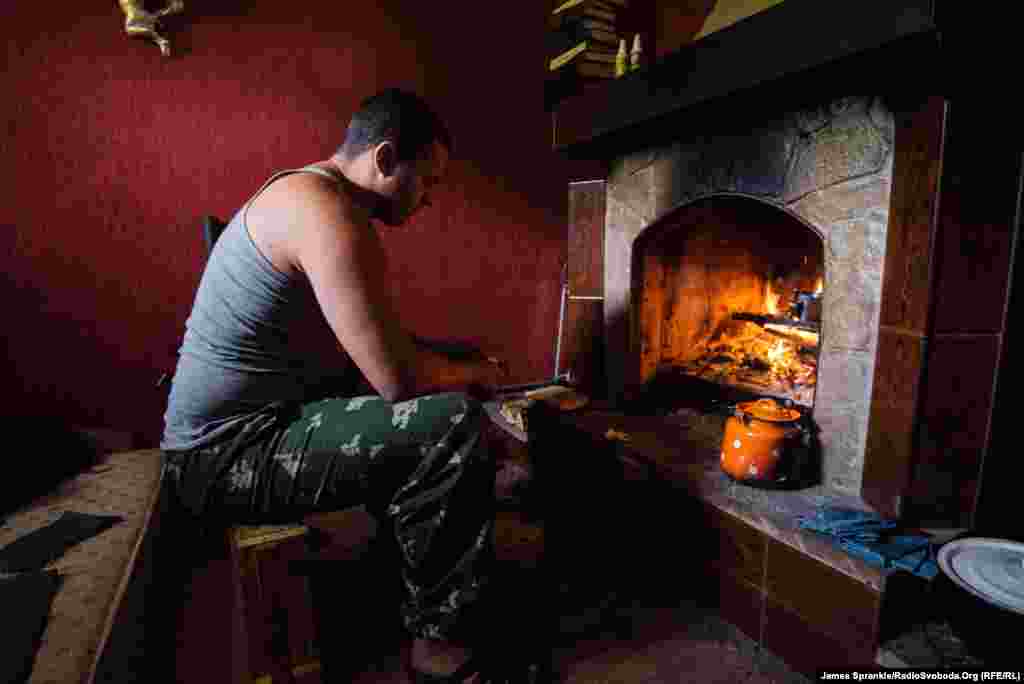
left=731, top=312, right=820, bottom=333
left=495, top=373, right=573, bottom=397
left=553, top=261, right=568, bottom=380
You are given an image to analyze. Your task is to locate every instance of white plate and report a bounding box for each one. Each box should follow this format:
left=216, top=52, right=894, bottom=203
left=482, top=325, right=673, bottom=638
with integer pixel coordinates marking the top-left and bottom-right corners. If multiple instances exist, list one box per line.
left=937, top=537, right=1024, bottom=616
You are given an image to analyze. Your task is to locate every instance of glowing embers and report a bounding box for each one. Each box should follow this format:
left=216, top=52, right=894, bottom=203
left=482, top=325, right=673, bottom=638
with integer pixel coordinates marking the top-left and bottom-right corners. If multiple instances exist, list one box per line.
left=675, top=278, right=820, bottom=407
left=632, top=196, right=826, bottom=408
left=765, top=279, right=785, bottom=316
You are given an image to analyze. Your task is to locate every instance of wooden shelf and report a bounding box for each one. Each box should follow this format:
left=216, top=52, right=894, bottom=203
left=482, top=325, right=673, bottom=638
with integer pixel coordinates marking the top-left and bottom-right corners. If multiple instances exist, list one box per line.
left=552, top=0, right=942, bottom=157
left=544, top=0, right=655, bottom=114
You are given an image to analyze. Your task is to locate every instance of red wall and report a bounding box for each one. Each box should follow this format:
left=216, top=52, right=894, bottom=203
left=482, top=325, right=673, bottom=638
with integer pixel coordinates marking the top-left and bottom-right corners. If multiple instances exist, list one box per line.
left=2, top=2, right=577, bottom=446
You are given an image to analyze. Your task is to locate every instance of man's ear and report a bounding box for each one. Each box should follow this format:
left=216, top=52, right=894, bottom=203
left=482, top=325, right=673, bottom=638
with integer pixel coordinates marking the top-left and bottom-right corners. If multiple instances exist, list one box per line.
left=374, top=141, right=397, bottom=178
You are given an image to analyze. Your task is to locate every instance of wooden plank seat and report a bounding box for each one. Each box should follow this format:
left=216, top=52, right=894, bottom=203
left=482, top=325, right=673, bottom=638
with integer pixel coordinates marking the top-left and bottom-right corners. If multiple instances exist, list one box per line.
left=227, top=507, right=379, bottom=684
left=0, top=448, right=165, bottom=684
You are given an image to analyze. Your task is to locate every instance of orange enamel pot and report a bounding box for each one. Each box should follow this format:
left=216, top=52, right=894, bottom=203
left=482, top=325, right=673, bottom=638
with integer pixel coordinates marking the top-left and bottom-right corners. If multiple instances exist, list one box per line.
left=720, top=398, right=804, bottom=483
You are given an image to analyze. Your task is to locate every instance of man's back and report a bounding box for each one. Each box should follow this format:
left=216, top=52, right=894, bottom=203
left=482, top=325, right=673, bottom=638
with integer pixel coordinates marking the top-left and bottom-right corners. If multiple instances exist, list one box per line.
left=161, top=174, right=353, bottom=451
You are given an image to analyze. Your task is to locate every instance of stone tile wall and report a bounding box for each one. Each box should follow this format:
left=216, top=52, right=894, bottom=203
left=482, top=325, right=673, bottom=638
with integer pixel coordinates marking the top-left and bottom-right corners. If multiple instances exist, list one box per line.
left=604, top=96, right=895, bottom=496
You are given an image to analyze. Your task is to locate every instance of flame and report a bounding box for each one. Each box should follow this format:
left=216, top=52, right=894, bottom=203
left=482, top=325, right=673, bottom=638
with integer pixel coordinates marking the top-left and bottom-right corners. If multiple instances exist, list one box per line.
left=766, top=339, right=789, bottom=375
left=681, top=318, right=818, bottom=406
left=765, top=281, right=782, bottom=316
left=675, top=274, right=822, bottom=407
left=814, top=277, right=824, bottom=295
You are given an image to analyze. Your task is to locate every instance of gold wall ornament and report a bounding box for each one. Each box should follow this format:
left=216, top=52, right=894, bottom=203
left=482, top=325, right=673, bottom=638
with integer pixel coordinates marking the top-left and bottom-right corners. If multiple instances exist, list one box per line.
left=118, top=0, right=185, bottom=57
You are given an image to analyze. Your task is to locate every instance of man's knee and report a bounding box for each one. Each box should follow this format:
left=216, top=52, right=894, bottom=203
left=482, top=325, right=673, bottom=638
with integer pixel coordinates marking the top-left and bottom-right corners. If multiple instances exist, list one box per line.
left=451, top=394, right=489, bottom=437
left=407, top=391, right=484, bottom=424
left=414, top=393, right=489, bottom=457
left=452, top=391, right=483, bottom=415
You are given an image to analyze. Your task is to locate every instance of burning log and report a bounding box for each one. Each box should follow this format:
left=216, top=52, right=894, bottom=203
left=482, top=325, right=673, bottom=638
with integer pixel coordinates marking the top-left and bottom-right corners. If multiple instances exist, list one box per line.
left=731, top=312, right=819, bottom=333
left=763, top=325, right=820, bottom=350
left=675, top=317, right=818, bottom=407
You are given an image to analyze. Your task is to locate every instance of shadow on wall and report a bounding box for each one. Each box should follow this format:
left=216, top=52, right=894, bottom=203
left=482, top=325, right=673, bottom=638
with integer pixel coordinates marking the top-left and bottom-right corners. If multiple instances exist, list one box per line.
left=175, top=0, right=250, bottom=18
left=605, top=307, right=630, bottom=405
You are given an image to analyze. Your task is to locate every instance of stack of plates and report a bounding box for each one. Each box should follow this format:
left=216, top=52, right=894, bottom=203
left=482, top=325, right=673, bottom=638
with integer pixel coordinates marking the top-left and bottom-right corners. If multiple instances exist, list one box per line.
left=936, top=537, right=1024, bottom=664
left=937, top=537, right=1024, bottom=617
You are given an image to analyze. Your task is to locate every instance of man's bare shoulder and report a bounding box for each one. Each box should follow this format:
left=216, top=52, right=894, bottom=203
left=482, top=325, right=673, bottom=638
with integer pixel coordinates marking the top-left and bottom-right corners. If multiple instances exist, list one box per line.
left=274, top=169, right=363, bottom=227
left=251, top=168, right=369, bottom=273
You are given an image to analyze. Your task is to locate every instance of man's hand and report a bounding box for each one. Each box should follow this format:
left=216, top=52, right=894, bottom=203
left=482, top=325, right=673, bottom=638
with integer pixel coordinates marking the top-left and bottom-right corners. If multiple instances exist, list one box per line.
left=465, top=356, right=509, bottom=400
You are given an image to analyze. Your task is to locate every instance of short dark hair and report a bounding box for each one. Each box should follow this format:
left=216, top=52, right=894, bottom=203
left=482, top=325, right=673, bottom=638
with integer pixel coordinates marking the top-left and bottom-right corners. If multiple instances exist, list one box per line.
left=339, top=88, right=452, bottom=162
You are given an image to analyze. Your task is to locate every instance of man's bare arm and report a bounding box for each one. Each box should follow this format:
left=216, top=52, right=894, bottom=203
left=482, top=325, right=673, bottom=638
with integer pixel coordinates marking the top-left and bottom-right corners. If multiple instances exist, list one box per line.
left=289, top=181, right=500, bottom=401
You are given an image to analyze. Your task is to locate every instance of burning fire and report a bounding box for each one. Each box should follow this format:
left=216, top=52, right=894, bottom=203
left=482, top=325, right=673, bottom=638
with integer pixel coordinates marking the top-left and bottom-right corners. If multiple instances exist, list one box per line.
left=766, top=339, right=788, bottom=373
left=765, top=281, right=782, bottom=316
left=676, top=277, right=821, bottom=407
left=814, top=276, right=824, bottom=295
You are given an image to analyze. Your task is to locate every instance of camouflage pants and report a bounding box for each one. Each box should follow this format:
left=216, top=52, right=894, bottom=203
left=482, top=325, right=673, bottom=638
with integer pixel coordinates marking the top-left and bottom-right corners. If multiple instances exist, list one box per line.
left=161, top=392, right=495, bottom=642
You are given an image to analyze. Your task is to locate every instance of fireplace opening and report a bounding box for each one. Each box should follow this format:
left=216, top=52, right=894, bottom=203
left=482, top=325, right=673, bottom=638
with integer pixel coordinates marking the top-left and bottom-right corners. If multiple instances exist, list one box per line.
left=632, top=195, right=825, bottom=411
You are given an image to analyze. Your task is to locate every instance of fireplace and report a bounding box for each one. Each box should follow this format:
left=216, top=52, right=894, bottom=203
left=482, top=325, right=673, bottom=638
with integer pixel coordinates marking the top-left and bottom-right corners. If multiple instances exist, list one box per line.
left=631, top=195, right=825, bottom=409
left=552, top=87, right=1020, bottom=531
left=605, top=95, right=893, bottom=500
left=552, top=0, right=1022, bottom=531
left=543, top=4, right=1023, bottom=673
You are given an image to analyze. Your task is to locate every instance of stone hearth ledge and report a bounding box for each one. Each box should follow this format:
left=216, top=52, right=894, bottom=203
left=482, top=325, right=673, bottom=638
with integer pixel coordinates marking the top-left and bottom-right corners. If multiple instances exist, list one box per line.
left=494, top=403, right=966, bottom=668
left=562, top=409, right=889, bottom=594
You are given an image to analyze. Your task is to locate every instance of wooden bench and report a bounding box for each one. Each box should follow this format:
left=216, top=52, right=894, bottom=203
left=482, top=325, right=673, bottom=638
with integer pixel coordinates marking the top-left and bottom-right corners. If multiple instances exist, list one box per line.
left=0, top=448, right=165, bottom=684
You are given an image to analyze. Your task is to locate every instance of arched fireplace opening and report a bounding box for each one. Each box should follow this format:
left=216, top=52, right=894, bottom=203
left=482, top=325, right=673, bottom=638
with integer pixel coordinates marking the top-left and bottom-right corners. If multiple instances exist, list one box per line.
left=630, top=194, right=825, bottom=412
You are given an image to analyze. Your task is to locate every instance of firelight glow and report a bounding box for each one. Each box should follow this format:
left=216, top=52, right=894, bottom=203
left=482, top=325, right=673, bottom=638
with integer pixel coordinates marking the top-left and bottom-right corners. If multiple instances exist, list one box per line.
left=765, top=282, right=782, bottom=316
left=766, top=339, right=789, bottom=375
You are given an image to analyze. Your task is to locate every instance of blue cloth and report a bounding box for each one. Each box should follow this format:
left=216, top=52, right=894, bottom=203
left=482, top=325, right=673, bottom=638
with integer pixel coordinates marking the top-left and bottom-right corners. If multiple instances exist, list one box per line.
left=797, top=505, right=938, bottom=580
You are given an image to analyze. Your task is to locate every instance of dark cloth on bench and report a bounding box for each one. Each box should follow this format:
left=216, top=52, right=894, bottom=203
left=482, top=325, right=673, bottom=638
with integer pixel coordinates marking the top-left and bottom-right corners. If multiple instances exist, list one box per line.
left=0, top=570, right=63, bottom=684
left=0, top=512, right=124, bottom=573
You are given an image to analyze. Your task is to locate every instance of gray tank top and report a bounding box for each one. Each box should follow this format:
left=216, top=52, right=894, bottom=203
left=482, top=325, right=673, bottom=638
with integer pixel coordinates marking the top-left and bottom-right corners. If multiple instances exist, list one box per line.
left=161, top=166, right=354, bottom=451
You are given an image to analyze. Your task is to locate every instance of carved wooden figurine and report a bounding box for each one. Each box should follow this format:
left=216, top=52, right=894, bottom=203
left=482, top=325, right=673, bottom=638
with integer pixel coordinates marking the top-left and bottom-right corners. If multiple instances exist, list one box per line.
left=118, top=0, right=185, bottom=57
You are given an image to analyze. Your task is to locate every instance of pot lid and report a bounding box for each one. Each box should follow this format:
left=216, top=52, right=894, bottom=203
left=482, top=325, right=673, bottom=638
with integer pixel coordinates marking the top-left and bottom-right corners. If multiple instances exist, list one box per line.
left=737, top=398, right=801, bottom=423
left=937, top=537, right=1024, bottom=616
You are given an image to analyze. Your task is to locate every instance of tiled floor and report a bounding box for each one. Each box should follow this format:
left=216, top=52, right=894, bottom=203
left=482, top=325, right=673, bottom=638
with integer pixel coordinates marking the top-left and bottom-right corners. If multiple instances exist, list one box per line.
left=176, top=550, right=811, bottom=684
left=550, top=598, right=812, bottom=684
left=337, top=593, right=812, bottom=684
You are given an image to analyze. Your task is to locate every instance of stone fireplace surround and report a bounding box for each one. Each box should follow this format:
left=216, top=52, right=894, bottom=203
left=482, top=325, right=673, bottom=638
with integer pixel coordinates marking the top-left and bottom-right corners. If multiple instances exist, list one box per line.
left=549, top=80, right=1023, bottom=668
left=604, top=95, right=894, bottom=501
left=552, top=0, right=1024, bottom=532
left=546, top=4, right=1024, bottom=668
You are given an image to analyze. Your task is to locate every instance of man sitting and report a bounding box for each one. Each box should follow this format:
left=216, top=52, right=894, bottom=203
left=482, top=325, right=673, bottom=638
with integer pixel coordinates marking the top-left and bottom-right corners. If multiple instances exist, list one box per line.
left=161, top=88, right=514, bottom=682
